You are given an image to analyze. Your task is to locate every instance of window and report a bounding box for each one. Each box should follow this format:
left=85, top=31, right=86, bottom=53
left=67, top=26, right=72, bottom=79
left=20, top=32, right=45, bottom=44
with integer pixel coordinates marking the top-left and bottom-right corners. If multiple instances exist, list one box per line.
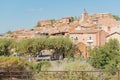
left=75, top=26, right=81, bottom=30
left=74, top=37, right=78, bottom=40
left=108, top=26, right=111, bottom=31
left=89, top=37, right=92, bottom=40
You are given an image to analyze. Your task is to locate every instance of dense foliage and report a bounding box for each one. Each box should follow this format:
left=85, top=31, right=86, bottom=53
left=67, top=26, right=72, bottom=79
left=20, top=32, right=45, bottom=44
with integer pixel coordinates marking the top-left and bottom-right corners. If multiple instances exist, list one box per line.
left=112, top=15, right=120, bottom=21
left=6, top=30, right=13, bottom=34
left=89, top=39, right=120, bottom=70
left=0, top=39, right=14, bottom=56
left=50, top=19, right=56, bottom=25
left=0, top=56, right=28, bottom=70
left=0, top=37, right=74, bottom=58
left=30, top=61, right=51, bottom=73
left=15, top=38, right=35, bottom=54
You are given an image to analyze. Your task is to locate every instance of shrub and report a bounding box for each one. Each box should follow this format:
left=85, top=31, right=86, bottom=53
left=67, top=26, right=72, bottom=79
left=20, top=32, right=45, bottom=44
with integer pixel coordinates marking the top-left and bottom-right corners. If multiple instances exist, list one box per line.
left=0, top=56, right=28, bottom=71
left=30, top=61, right=51, bottom=73
left=62, top=60, right=94, bottom=71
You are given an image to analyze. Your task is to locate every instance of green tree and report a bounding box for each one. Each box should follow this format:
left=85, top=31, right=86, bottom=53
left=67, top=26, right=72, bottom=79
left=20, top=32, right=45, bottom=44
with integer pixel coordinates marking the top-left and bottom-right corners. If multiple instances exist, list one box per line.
left=112, top=15, right=120, bottom=21
left=49, top=36, right=73, bottom=56
left=32, top=37, right=48, bottom=55
left=35, top=22, right=41, bottom=27
left=15, top=38, right=35, bottom=55
left=14, top=36, right=74, bottom=59
left=6, top=30, right=13, bottom=34
left=89, top=39, right=120, bottom=70
left=33, top=36, right=74, bottom=58
left=70, top=17, right=75, bottom=22
left=0, top=56, right=28, bottom=71
left=50, top=19, right=56, bottom=25
left=0, top=39, right=14, bottom=56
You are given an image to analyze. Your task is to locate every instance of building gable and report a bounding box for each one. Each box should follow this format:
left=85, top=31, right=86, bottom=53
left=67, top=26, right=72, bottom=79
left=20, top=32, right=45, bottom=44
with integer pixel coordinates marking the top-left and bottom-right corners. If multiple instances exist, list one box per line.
left=106, top=32, right=120, bottom=42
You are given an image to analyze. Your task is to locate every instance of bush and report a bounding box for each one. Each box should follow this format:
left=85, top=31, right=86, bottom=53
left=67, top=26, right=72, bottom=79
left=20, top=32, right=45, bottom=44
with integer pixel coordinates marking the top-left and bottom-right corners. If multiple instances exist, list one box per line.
left=29, top=63, right=41, bottom=73
left=0, top=56, right=28, bottom=71
left=30, top=61, right=51, bottom=73
left=62, top=60, right=94, bottom=71
left=89, top=39, right=120, bottom=70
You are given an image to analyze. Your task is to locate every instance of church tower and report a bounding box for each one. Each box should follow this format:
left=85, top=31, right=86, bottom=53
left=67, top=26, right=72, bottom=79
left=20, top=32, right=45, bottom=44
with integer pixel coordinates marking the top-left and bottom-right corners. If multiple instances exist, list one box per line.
left=80, top=9, right=89, bottom=23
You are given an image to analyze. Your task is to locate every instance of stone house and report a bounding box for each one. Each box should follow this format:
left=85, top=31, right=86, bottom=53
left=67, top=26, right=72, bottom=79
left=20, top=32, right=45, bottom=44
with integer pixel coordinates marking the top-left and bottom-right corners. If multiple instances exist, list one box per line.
left=58, top=17, right=71, bottom=24
left=69, top=29, right=108, bottom=57
left=79, top=10, right=119, bottom=33
left=38, top=20, right=52, bottom=26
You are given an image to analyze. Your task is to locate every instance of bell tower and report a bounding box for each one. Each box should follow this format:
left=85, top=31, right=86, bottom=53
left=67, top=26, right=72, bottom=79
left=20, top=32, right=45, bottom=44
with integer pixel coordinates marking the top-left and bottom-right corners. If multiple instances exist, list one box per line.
left=80, top=9, right=89, bottom=23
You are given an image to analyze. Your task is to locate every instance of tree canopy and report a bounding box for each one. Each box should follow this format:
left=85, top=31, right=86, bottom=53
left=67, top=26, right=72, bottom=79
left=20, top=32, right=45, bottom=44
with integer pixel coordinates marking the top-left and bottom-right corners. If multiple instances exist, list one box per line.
left=0, top=39, right=14, bottom=56
left=0, top=37, right=74, bottom=57
left=89, top=39, right=120, bottom=70
left=112, top=15, right=120, bottom=21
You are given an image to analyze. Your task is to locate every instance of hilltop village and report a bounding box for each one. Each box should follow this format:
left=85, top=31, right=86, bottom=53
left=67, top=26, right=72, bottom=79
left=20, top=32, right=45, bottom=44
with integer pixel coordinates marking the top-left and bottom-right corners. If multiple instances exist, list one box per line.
left=1, top=11, right=120, bottom=58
